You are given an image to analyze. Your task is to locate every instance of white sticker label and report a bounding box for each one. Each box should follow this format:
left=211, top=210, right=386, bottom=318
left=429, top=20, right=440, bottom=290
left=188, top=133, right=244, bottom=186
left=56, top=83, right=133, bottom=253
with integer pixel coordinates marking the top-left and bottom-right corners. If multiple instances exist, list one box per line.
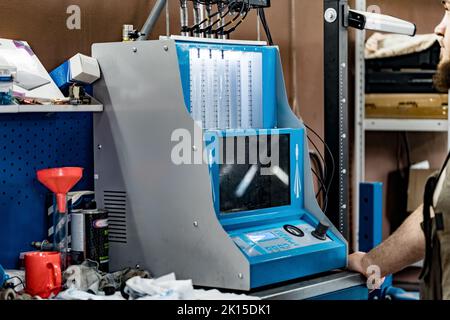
left=93, top=219, right=108, bottom=228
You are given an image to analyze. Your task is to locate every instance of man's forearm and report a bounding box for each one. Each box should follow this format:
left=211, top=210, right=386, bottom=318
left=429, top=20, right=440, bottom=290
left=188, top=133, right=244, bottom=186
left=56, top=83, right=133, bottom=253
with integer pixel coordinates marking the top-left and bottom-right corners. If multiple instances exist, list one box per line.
left=361, top=205, right=426, bottom=278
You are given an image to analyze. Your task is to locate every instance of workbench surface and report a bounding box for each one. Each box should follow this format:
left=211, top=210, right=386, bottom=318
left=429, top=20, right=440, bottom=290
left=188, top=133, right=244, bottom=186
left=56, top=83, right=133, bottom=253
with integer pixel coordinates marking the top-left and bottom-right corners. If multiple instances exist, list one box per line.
left=249, top=271, right=367, bottom=300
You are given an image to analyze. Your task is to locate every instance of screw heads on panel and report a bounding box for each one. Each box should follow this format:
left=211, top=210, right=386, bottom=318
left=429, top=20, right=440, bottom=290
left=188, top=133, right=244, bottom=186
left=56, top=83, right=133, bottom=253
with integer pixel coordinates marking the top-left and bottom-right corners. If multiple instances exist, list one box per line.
left=325, top=8, right=338, bottom=23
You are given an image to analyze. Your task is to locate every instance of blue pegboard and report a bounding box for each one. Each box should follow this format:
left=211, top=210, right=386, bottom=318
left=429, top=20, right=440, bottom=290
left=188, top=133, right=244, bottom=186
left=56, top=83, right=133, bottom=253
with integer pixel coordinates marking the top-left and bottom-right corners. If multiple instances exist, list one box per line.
left=0, top=112, right=94, bottom=268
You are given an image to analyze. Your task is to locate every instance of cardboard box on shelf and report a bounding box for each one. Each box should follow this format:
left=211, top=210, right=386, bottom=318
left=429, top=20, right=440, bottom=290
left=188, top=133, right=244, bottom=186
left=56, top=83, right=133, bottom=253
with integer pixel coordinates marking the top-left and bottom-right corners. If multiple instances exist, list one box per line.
left=407, top=168, right=438, bottom=212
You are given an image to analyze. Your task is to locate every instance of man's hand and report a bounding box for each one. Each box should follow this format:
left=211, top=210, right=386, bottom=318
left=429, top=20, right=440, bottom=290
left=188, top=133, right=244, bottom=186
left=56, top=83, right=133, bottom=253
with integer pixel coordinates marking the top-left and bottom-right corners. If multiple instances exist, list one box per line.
left=348, top=252, right=368, bottom=276
left=349, top=251, right=387, bottom=290
left=347, top=204, right=426, bottom=280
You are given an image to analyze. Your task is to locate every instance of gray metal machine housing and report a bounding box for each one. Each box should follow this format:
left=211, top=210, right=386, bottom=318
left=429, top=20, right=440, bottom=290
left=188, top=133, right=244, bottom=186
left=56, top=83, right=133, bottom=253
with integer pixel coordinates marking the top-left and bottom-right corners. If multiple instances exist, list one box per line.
left=92, top=38, right=347, bottom=291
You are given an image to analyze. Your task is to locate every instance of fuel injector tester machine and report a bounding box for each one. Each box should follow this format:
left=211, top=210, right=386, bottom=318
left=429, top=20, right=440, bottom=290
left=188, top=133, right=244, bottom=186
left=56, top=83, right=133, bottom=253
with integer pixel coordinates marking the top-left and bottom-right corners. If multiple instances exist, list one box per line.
left=92, top=36, right=347, bottom=291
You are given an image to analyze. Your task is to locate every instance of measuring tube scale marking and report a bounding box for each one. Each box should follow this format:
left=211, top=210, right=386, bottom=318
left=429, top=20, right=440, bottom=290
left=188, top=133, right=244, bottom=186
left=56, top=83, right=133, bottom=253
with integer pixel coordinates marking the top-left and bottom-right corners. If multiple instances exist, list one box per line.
left=188, top=47, right=263, bottom=130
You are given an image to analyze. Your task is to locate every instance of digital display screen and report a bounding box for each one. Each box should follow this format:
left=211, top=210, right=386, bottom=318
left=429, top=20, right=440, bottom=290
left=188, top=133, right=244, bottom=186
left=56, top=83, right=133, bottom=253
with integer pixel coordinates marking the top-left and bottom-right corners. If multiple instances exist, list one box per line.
left=219, top=134, right=291, bottom=213
left=247, top=232, right=278, bottom=243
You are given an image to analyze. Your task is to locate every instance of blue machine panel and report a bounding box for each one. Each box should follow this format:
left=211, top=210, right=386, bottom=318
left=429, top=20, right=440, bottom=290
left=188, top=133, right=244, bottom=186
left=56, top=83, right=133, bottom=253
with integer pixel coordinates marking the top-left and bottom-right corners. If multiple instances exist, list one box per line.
left=203, top=128, right=346, bottom=288
left=175, top=40, right=347, bottom=289
left=0, top=113, right=94, bottom=268
left=205, top=129, right=304, bottom=228
left=230, top=217, right=346, bottom=288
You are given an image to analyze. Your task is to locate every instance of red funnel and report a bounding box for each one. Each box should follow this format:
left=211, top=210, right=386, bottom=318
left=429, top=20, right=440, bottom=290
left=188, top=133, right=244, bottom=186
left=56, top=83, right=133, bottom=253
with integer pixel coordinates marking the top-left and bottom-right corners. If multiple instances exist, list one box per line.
left=37, top=167, right=83, bottom=213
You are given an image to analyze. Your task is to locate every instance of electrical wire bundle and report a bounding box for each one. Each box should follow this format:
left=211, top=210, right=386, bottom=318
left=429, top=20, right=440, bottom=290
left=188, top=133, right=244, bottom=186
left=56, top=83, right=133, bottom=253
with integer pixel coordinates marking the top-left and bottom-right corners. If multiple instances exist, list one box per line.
left=180, top=0, right=273, bottom=42
left=306, top=124, right=336, bottom=215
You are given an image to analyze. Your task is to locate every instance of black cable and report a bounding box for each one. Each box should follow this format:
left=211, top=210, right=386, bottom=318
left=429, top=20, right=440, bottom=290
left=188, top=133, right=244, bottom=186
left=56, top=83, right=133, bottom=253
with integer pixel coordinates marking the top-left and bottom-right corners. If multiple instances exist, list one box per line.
left=196, top=0, right=223, bottom=5
left=258, top=8, right=274, bottom=45
left=304, top=123, right=336, bottom=215
left=310, top=152, right=326, bottom=202
left=221, top=4, right=250, bottom=35
left=311, top=167, right=326, bottom=200
left=310, top=151, right=326, bottom=190
left=308, top=136, right=328, bottom=199
left=213, top=0, right=244, bottom=36
left=5, top=276, right=24, bottom=293
left=307, top=136, right=326, bottom=167
left=307, top=136, right=328, bottom=207
left=402, top=132, right=412, bottom=168
left=191, top=11, right=221, bottom=34
left=203, top=7, right=231, bottom=34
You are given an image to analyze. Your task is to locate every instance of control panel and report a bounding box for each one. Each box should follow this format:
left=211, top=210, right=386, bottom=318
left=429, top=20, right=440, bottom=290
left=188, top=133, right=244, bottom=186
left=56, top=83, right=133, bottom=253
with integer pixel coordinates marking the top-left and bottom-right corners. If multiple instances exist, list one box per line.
left=232, top=222, right=332, bottom=258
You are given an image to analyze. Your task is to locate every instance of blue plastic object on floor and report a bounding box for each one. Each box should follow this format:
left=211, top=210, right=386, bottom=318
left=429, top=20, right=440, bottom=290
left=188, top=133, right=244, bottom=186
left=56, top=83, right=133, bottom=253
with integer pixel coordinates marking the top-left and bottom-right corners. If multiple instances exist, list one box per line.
left=385, top=287, right=420, bottom=300
left=0, top=264, right=8, bottom=287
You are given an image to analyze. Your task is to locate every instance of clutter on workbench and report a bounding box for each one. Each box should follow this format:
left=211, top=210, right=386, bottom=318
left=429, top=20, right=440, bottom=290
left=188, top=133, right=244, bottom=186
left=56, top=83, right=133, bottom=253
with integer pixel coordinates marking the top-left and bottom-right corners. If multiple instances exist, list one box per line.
left=50, top=53, right=100, bottom=97
left=30, top=189, right=109, bottom=275
left=0, top=39, right=101, bottom=107
left=37, top=167, right=84, bottom=270
left=45, top=191, right=95, bottom=246
left=69, top=84, right=92, bottom=105
left=0, top=266, right=25, bottom=300
left=62, top=260, right=150, bottom=297
left=71, top=209, right=109, bottom=272
left=2, top=259, right=258, bottom=301
left=30, top=240, right=55, bottom=252
left=0, top=65, right=15, bottom=105
left=57, top=266, right=258, bottom=301
left=0, top=38, right=64, bottom=101
left=24, top=252, right=62, bottom=299
left=31, top=192, right=96, bottom=253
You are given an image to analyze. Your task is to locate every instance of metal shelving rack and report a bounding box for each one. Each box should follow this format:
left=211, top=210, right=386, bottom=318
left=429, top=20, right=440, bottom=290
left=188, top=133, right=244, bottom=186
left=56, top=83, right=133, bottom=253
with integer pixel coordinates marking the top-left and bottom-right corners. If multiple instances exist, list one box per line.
left=364, top=118, right=450, bottom=133
left=0, top=97, right=103, bottom=114
left=353, top=0, right=450, bottom=251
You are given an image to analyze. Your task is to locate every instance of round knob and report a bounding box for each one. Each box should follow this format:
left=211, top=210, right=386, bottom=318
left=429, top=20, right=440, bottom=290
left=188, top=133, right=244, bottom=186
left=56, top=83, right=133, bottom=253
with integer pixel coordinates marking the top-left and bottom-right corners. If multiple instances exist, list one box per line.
left=283, top=225, right=304, bottom=237
left=312, top=221, right=329, bottom=241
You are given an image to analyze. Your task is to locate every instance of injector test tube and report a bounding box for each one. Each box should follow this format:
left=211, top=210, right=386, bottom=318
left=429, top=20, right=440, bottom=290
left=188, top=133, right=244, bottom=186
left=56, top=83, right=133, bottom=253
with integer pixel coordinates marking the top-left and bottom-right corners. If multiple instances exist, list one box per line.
left=180, top=0, right=189, bottom=36
left=192, top=1, right=205, bottom=38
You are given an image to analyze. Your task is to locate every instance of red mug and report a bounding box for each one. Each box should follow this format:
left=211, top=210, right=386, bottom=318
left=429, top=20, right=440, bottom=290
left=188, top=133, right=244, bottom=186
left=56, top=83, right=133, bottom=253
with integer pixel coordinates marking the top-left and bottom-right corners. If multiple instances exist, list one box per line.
left=24, top=252, right=62, bottom=299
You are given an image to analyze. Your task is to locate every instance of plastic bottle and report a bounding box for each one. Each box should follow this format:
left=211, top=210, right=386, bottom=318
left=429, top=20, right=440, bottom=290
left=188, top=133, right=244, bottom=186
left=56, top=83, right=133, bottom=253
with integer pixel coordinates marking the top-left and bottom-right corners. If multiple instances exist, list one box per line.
left=0, top=66, right=15, bottom=105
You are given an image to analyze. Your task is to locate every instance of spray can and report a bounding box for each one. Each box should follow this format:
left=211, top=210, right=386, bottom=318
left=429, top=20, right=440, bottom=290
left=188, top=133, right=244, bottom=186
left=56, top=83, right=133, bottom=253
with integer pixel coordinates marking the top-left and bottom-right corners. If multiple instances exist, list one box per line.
left=71, top=209, right=109, bottom=272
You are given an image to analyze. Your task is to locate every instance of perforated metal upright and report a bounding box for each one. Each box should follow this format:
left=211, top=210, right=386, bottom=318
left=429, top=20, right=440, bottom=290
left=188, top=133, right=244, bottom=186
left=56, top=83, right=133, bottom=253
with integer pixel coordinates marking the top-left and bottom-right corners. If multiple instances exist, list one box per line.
left=353, top=0, right=366, bottom=252
left=324, top=0, right=350, bottom=240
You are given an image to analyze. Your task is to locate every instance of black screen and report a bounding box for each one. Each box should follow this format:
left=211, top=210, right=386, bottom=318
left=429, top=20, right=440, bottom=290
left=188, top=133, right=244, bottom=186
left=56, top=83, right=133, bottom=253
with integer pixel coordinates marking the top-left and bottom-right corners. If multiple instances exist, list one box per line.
left=219, top=134, right=291, bottom=214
